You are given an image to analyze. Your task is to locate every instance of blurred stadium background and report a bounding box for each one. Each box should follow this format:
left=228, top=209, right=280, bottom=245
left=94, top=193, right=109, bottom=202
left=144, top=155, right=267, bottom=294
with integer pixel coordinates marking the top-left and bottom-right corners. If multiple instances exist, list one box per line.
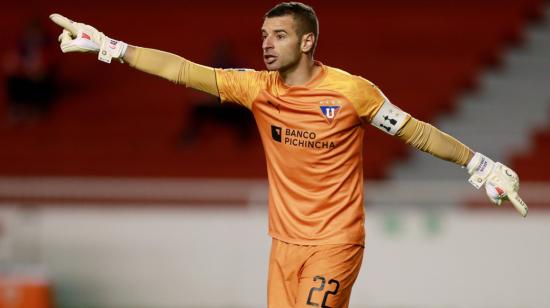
left=1, top=0, right=550, bottom=307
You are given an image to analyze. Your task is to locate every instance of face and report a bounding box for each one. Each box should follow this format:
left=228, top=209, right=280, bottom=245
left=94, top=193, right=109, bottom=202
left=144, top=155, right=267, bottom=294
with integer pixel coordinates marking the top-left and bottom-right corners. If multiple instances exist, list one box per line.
left=261, top=15, right=303, bottom=71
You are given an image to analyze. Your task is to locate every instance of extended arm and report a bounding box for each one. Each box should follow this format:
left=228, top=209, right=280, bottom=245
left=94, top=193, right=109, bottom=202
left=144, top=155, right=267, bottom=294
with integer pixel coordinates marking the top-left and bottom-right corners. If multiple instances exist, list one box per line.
left=371, top=99, right=528, bottom=217
left=123, top=46, right=218, bottom=96
left=49, top=14, right=218, bottom=96
left=396, top=117, right=474, bottom=166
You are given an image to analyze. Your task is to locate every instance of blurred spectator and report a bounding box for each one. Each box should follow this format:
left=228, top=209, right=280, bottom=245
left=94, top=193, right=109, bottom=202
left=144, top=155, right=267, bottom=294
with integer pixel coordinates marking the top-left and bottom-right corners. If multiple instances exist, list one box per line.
left=2, top=17, right=59, bottom=124
left=179, top=41, right=254, bottom=146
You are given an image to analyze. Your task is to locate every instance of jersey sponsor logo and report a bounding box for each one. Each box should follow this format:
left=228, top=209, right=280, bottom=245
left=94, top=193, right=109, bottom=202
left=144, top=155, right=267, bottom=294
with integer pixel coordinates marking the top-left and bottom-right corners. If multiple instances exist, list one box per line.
left=271, top=125, right=282, bottom=142
left=270, top=124, right=336, bottom=149
left=319, top=100, right=341, bottom=124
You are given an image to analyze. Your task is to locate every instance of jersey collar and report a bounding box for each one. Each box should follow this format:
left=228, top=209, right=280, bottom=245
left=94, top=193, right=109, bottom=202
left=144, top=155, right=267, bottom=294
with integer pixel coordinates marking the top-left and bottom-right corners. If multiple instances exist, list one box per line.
left=276, top=61, right=327, bottom=91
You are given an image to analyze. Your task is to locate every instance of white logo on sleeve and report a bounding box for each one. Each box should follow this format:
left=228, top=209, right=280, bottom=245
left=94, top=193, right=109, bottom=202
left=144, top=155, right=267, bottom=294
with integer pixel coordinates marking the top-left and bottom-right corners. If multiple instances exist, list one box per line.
left=371, top=99, right=409, bottom=135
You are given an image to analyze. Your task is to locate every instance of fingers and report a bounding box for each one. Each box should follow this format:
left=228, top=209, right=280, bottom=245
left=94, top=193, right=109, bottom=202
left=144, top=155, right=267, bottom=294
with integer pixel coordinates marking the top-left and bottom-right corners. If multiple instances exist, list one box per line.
left=485, top=190, right=501, bottom=206
left=58, top=29, right=71, bottom=43
left=50, top=13, right=78, bottom=35
left=58, top=30, right=74, bottom=53
left=508, top=192, right=528, bottom=217
left=485, top=183, right=503, bottom=206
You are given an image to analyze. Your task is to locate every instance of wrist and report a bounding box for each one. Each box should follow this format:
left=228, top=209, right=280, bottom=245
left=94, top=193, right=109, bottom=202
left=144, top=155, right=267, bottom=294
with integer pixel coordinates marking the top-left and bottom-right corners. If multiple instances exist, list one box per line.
left=467, top=152, right=495, bottom=189
left=98, top=37, right=128, bottom=64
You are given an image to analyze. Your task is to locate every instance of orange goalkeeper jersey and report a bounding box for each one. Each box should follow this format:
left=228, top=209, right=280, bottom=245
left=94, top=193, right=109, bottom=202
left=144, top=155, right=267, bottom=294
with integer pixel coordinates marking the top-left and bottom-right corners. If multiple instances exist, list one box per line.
left=216, top=62, right=385, bottom=246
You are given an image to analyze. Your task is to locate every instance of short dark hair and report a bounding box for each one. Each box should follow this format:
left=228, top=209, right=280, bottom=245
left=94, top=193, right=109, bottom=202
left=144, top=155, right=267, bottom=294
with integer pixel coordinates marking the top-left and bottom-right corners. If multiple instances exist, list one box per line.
left=265, top=2, right=319, bottom=55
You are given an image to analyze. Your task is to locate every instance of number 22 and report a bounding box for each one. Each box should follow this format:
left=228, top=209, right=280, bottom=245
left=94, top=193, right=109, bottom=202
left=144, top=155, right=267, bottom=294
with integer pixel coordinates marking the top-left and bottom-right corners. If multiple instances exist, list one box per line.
left=306, top=276, right=340, bottom=307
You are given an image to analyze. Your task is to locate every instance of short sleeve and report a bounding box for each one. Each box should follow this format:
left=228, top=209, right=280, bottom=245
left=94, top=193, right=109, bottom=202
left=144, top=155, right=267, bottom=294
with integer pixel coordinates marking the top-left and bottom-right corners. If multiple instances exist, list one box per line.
left=215, top=69, right=267, bottom=110
left=351, top=77, right=386, bottom=122
left=354, top=77, right=410, bottom=135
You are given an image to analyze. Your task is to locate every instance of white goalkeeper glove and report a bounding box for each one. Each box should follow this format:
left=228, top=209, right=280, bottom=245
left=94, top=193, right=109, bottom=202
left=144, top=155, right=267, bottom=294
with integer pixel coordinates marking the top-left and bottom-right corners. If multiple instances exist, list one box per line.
left=467, top=152, right=528, bottom=217
left=49, top=13, right=127, bottom=64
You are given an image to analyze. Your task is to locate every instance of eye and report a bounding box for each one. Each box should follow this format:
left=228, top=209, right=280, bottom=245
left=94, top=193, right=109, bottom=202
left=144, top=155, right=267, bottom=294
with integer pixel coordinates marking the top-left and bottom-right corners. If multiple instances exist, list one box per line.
left=277, top=34, right=285, bottom=40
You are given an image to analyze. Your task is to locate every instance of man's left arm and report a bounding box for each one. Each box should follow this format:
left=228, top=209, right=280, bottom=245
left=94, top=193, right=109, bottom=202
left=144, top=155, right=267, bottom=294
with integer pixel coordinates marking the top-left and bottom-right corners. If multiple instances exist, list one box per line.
left=371, top=98, right=528, bottom=217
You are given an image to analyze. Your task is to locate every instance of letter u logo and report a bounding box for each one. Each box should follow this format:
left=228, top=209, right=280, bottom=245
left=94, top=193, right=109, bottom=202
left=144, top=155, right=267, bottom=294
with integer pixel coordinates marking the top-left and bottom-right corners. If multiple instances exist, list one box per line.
left=325, top=107, right=336, bottom=118
left=320, top=105, right=341, bottom=124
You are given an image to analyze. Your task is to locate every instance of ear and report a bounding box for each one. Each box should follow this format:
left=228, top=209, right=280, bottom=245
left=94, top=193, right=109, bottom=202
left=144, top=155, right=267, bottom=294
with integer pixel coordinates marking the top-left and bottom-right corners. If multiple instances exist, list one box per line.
left=301, top=32, right=315, bottom=53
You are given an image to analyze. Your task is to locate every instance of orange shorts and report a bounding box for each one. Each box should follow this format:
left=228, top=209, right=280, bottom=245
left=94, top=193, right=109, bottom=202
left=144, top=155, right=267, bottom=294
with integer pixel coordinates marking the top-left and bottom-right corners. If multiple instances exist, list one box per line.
left=267, top=238, right=364, bottom=308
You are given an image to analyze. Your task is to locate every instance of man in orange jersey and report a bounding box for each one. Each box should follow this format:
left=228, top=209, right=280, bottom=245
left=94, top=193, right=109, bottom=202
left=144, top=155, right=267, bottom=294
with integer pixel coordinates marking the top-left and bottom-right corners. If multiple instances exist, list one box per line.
left=50, top=2, right=528, bottom=307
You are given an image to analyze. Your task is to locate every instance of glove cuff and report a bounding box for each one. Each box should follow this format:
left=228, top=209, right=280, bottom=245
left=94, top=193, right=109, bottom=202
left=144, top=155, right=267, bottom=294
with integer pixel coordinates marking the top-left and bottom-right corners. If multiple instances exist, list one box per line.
left=98, top=38, right=128, bottom=64
left=467, top=152, right=495, bottom=189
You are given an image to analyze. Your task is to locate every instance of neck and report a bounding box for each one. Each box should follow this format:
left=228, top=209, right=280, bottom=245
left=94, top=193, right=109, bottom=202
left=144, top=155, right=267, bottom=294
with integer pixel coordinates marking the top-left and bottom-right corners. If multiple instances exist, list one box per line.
left=279, top=56, right=320, bottom=86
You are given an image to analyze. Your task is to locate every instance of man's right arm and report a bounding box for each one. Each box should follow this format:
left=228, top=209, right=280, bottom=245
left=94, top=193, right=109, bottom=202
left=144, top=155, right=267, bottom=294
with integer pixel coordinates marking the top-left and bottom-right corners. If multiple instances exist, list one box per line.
left=49, top=13, right=219, bottom=96
left=123, top=45, right=218, bottom=96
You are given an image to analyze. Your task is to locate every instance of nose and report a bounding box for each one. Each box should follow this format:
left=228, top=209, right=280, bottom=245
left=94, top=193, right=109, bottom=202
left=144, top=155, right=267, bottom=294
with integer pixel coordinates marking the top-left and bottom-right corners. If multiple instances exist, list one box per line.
left=262, top=36, right=273, bottom=51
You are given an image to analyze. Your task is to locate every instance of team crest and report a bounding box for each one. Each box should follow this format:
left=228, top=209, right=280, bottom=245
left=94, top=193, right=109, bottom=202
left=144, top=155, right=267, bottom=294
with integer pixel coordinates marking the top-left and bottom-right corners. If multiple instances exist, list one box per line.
left=319, top=100, right=341, bottom=124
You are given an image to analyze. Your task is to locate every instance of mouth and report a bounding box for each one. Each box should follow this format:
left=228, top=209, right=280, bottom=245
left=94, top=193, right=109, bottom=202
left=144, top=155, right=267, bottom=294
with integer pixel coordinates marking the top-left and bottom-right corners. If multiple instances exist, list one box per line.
left=264, top=54, right=277, bottom=64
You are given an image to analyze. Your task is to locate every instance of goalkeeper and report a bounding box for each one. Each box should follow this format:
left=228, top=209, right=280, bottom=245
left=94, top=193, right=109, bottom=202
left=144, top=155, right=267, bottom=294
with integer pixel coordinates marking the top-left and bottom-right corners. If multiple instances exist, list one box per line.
left=50, top=3, right=527, bottom=307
